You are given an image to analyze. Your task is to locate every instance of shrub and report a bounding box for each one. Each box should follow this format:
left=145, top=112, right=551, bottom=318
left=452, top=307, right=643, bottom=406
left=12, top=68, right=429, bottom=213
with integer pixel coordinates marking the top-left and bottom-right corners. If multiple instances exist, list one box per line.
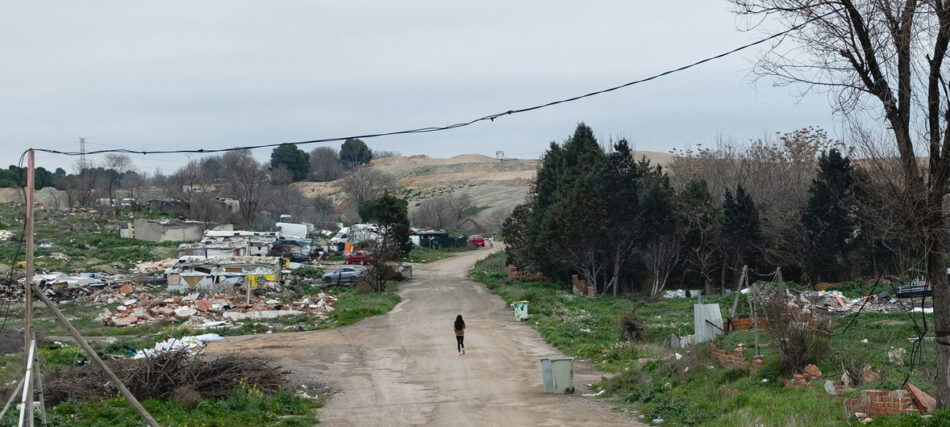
left=761, top=287, right=835, bottom=374
left=619, top=308, right=644, bottom=343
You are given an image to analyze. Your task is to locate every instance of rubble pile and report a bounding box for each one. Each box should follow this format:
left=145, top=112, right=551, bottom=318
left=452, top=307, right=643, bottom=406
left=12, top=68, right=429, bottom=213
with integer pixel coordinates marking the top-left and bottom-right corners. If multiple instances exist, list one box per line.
left=790, top=289, right=906, bottom=314
left=95, top=285, right=338, bottom=328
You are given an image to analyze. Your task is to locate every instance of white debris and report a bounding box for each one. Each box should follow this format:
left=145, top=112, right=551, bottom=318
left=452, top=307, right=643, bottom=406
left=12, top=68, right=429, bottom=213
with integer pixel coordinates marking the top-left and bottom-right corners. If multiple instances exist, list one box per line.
left=223, top=310, right=304, bottom=320
left=912, top=307, right=934, bottom=313
left=174, top=307, right=198, bottom=318
left=582, top=390, right=605, bottom=397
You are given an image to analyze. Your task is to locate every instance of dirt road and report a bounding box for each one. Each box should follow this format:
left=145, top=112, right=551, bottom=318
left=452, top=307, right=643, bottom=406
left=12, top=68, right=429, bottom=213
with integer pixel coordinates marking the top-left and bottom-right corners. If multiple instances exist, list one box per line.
left=207, top=249, right=637, bottom=426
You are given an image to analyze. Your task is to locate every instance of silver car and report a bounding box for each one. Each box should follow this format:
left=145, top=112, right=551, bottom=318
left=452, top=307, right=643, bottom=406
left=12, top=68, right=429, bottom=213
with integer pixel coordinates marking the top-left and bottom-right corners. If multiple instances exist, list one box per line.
left=322, top=266, right=366, bottom=283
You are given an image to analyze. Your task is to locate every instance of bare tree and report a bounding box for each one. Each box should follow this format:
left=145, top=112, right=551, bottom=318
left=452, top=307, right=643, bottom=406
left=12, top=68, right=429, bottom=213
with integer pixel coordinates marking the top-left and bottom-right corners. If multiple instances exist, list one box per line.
left=340, top=168, right=395, bottom=207
left=64, top=160, right=96, bottom=207
left=645, top=236, right=681, bottom=298
left=309, top=147, right=343, bottom=182
left=411, top=193, right=475, bottom=230
left=120, top=171, right=147, bottom=212
left=163, top=160, right=204, bottom=218
left=103, top=154, right=131, bottom=213
left=220, top=150, right=271, bottom=227
left=730, top=0, right=950, bottom=407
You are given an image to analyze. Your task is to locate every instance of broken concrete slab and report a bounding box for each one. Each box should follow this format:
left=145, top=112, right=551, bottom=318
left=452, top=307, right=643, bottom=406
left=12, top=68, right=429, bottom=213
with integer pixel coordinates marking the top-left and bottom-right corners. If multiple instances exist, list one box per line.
left=693, top=304, right=723, bottom=343
left=174, top=307, right=198, bottom=318
left=223, top=310, right=304, bottom=321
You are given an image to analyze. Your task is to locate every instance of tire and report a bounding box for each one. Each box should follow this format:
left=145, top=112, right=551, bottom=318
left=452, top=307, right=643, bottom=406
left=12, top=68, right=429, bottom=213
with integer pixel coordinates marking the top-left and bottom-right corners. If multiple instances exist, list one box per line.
left=323, top=277, right=331, bottom=283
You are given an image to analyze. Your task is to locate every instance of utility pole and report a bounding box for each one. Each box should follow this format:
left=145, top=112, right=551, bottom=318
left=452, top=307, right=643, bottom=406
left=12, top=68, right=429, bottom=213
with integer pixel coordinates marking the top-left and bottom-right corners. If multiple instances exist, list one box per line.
left=24, top=149, right=34, bottom=356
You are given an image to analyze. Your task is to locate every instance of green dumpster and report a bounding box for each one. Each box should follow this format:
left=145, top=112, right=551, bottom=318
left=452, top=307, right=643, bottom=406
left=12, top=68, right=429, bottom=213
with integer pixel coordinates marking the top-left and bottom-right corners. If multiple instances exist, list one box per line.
left=539, top=356, right=575, bottom=394
left=511, top=301, right=529, bottom=321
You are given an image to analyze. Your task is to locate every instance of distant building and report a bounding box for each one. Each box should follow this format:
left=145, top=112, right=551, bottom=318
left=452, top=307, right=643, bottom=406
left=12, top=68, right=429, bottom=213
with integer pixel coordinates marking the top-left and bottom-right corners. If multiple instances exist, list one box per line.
left=133, top=219, right=204, bottom=242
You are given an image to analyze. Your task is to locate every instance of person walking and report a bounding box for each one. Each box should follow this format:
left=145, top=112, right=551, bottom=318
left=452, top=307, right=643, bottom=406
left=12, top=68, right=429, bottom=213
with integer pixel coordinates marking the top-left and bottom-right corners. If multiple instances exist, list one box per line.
left=454, top=314, right=466, bottom=356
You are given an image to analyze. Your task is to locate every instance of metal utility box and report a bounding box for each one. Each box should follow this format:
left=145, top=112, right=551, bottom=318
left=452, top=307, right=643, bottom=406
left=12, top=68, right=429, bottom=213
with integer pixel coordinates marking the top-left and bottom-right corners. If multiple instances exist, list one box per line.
left=539, top=356, right=575, bottom=394
left=512, top=301, right=529, bottom=321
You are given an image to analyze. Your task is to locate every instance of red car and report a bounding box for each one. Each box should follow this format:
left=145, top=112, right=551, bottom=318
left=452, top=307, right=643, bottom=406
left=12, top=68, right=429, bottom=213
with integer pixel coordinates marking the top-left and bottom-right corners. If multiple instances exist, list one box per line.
left=345, top=250, right=374, bottom=265
left=469, top=235, right=485, bottom=247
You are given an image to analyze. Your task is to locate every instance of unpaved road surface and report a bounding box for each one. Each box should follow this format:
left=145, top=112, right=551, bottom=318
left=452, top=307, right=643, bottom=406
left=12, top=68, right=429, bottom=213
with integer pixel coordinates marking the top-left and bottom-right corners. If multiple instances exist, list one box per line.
left=207, top=249, right=638, bottom=426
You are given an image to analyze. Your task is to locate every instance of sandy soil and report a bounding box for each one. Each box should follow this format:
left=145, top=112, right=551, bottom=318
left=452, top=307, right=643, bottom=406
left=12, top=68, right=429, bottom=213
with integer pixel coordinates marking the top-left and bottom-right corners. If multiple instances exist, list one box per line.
left=206, top=249, right=640, bottom=426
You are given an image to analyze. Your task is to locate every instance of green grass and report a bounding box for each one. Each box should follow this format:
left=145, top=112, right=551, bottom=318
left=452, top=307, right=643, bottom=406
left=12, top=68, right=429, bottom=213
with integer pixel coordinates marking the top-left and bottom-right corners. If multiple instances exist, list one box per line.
left=325, top=286, right=401, bottom=327
left=0, top=389, right=324, bottom=426
left=468, top=251, right=942, bottom=426
left=0, top=203, right=181, bottom=273
left=470, top=252, right=637, bottom=371
left=405, top=246, right=474, bottom=263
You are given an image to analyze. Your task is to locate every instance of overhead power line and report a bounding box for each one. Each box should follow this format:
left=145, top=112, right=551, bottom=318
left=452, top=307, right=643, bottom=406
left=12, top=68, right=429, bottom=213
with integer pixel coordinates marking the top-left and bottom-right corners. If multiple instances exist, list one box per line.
left=29, top=11, right=834, bottom=159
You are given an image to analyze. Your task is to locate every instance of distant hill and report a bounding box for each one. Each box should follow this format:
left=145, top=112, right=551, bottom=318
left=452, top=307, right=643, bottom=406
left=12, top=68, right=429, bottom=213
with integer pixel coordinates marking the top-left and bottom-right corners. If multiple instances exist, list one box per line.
left=292, top=151, right=674, bottom=231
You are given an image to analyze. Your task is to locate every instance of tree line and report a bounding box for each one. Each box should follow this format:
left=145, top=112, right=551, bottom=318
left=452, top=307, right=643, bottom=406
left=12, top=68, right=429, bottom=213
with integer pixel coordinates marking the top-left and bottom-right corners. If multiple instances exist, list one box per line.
left=503, top=123, right=888, bottom=298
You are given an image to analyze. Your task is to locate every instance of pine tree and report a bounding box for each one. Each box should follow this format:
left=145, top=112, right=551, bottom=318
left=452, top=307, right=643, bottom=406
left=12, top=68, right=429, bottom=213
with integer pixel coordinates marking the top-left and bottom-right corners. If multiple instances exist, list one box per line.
left=722, top=185, right=762, bottom=269
left=801, top=148, right=857, bottom=283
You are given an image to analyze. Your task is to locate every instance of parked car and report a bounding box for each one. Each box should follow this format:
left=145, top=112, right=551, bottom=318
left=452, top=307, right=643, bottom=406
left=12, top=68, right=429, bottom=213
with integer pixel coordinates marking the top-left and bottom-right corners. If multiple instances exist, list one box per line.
left=469, top=235, right=485, bottom=247
left=895, top=280, right=932, bottom=298
left=344, top=250, right=374, bottom=265
left=322, top=266, right=366, bottom=283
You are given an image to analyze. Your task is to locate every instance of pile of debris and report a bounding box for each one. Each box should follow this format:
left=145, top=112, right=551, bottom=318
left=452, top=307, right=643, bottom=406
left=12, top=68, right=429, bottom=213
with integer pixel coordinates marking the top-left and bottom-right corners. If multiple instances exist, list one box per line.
left=94, top=286, right=337, bottom=328
left=791, top=289, right=905, bottom=314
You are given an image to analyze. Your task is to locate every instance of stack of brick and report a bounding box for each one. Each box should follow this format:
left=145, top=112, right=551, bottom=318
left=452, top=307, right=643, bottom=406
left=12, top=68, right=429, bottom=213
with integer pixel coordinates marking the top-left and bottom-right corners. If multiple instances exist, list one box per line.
left=724, top=317, right=769, bottom=331
left=780, top=364, right=823, bottom=389
left=571, top=275, right=595, bottom=298
left=708, top=343, right=764, bottom=374
left=507, top=266, right=546, bottom=282
left=845, top=390, right=919, bottom=417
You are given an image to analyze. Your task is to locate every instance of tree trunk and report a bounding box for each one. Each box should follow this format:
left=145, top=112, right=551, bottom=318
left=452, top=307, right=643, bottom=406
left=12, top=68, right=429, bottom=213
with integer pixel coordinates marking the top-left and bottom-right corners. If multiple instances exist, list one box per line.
left=613, top=251, right=620, bottom=297
left=930, top=246, right=950, bottom=407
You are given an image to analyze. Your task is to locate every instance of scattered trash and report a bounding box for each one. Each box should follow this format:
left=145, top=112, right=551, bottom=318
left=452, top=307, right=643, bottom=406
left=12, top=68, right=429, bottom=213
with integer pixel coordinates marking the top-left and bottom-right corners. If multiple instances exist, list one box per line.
left=132, top=334, right=223, bottom=359
left=888, top=347, right=907, bottom=366
left=661, top=289, right=687, bottom=299
left=911, top=307, right=934, bottom=313
left=582, top=390, right=605, bottom=397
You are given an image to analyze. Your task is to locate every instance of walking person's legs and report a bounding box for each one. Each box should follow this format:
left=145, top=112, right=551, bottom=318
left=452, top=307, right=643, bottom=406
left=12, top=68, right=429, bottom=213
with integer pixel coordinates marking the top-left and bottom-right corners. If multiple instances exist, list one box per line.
left=456, top=336, right=463, bottom=355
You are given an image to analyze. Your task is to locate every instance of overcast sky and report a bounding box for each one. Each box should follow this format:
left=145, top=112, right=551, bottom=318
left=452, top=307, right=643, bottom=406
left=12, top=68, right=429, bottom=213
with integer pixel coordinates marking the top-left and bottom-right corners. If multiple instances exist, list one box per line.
left=0, top=1, right=840, bottom=174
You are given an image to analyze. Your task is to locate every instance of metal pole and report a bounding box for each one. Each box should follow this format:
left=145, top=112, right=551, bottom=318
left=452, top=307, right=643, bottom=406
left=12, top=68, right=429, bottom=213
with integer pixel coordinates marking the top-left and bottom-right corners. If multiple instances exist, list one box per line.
left=31, top=331, right=46, bottom=427
left=24, top=149, right=34, bottom=356
left=18, top=339, right=35, bottom=427
left=31, top=285, right=160, bottom=427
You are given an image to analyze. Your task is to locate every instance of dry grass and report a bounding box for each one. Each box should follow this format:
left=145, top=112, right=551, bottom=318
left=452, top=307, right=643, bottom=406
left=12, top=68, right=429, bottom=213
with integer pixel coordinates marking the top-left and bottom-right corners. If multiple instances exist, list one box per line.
left=37, top=350, right=288, bottom=406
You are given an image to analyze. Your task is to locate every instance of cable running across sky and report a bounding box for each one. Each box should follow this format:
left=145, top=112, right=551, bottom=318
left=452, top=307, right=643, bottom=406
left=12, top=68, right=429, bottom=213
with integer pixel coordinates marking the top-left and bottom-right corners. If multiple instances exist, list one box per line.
left=26, top=11, right=836, bottom=159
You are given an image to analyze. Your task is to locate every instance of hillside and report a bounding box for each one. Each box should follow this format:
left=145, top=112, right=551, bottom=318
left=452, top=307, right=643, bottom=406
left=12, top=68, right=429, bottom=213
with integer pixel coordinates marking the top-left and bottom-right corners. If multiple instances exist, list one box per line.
left=293, top=151, right=674, bottom=231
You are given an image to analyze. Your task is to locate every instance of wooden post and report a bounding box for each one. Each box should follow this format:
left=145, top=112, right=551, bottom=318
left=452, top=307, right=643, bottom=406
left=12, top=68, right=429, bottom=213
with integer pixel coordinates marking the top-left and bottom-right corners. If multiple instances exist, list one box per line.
left=727, top=265, right=748, bottom=333
left=31, top=285, right=160, bottom=427
left=747, top=272, right=760, bottom=355
left=0, top=376, right=24, bottom=420
left=24, top=149, right=34, bottom=356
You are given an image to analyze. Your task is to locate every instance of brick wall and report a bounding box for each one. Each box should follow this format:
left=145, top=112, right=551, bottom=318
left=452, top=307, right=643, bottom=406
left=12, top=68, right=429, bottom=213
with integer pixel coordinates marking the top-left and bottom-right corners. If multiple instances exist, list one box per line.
left=708, top=343, right=764, bottom=374
left=571, top=275, right=595, bottom=297
left=508, top=266, right=546, bottom=283
left=725, top=317, right=769, bottom=331
left=845, top=390, right=919, bottom=417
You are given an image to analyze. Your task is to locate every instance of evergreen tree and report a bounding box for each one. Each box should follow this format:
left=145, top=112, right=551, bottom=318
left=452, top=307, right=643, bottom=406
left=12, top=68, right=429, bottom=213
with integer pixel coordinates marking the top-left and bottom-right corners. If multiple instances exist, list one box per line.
left=374, top=194, right=412, bottom=257
left=801, top=148, right=857, bottom=283
left=527, top=123, right=605, bottom=281
left=722, top=185, right=762, bottom=269
left=591, top=140, right=640, bottom=295
left=340, top=138, right=373, bottom=169
left=270, top=143, right=310, bottom=182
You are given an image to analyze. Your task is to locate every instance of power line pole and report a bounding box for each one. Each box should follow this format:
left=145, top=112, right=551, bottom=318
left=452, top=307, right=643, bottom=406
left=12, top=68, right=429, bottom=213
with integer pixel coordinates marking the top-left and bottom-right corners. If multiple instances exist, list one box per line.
left=79, top=137, right=86, bottom=169
left=24, top=148, right=34, bottom=379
